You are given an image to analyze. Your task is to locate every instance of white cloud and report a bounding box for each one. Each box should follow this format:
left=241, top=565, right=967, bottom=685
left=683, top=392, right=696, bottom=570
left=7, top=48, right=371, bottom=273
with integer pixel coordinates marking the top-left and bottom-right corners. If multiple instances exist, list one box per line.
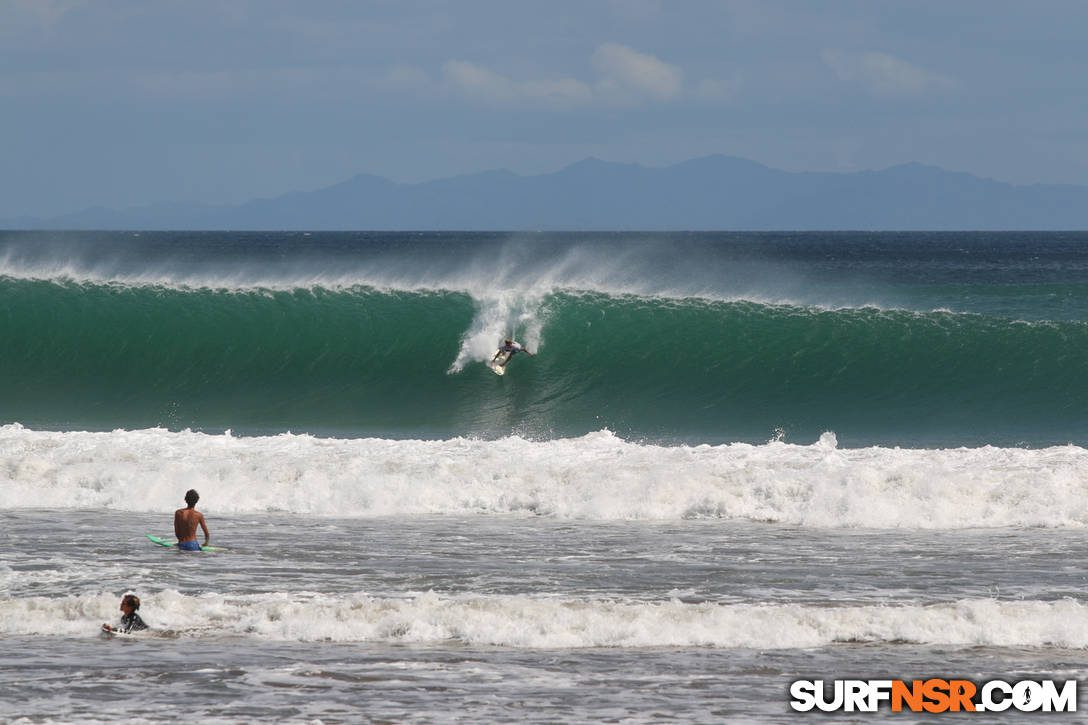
left=440, top=44, right=691, bottom=110
left=441, top=60, right=591, bottom=108
left=822, top=49, right=956, bottom=98
left=591, top=42, right=684, bottom=103
left=694, top=75, right=743, bottom=104
left=442, top=60, right=517, bottom=103
left=520, top=77, right=595, bottom=106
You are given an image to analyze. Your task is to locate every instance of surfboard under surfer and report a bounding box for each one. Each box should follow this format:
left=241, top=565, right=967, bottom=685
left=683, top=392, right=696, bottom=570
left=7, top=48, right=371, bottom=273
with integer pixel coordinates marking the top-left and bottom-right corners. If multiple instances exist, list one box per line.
left=491, top=338, right=535, bottom=368
left=174, top=489, right=210, bottom=552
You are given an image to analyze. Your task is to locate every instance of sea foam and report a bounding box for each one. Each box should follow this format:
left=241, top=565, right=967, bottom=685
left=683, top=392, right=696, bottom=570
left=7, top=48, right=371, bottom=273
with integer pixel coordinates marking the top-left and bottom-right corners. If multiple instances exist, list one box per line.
left=2, top=425, right=1086, bottom=529
left=5, top=590, right=1087, bottom=649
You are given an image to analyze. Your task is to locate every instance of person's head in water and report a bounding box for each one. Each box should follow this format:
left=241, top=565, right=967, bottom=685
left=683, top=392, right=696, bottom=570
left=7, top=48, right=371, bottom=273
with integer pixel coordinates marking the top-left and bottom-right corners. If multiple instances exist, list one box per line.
left=184, top=489, right=199, bottom=507
left=121, top=593, right=140, bottom=612
left=504, top=339, right=513, bottom=345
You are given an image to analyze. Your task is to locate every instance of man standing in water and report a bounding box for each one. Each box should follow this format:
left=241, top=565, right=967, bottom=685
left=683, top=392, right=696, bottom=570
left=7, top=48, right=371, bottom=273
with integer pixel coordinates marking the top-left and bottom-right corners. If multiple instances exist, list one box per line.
left=174, top=489, right=210, bottom=551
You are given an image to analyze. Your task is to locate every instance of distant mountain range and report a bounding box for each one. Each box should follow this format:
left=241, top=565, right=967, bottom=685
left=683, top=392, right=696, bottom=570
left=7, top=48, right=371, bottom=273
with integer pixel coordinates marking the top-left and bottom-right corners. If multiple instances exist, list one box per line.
left=5, top=155, right=1088, bottom=230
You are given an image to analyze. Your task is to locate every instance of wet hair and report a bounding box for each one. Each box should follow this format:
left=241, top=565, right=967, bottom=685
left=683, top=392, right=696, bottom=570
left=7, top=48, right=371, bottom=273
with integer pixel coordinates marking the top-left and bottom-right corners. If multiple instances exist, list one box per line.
left=122, top=594, right=141, bottom=610
left=184, top=489, right=199, bottom=506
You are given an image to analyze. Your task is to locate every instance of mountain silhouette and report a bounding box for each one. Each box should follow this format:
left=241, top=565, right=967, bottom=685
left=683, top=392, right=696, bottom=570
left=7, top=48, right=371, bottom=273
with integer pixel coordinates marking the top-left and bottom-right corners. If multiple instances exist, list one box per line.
left=6, top=155, right=1087, bottom=230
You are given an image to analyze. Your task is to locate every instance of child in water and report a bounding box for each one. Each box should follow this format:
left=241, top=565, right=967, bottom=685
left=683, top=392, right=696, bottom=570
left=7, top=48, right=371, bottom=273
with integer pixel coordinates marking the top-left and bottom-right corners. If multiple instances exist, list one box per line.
left=102, top=593, right=149, bottom=634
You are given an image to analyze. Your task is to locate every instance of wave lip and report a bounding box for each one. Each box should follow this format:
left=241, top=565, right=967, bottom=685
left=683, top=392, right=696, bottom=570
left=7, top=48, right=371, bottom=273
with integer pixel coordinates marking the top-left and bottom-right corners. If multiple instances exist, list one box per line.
left=7, top=591, right=1088, bottom=649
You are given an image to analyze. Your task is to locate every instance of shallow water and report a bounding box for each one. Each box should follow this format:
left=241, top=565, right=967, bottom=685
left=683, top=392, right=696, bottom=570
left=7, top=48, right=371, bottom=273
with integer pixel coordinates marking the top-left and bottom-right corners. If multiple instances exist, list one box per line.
left=4, top=511, right=1088, bottom=722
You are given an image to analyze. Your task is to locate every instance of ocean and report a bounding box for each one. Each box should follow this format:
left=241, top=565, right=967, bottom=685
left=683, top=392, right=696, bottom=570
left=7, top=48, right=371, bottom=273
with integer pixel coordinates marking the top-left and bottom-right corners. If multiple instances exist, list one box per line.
left=1, top=230, right=1087, bottom=723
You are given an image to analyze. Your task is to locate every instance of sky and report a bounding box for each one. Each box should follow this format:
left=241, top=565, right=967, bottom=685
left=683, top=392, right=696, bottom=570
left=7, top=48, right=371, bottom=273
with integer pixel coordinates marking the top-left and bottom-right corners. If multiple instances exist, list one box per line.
left=2, top=0, right=1088, bottom=218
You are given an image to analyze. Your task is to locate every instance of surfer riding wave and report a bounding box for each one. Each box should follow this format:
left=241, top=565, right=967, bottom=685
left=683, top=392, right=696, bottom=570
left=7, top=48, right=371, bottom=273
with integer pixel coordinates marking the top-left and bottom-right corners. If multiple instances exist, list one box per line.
left=491, top=338, right=535, bottom=369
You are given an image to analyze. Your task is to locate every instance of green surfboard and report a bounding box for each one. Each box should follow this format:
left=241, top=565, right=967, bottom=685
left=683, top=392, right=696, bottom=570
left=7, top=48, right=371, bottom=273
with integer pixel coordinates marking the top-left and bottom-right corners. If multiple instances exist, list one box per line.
left=146, top=533, right=223, bottom=552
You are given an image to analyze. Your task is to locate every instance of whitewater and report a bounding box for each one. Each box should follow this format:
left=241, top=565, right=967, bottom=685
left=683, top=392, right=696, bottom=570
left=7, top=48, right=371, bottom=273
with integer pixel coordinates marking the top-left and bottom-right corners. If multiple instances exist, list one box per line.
left=3, top=425, right=1088, bottom=529
left=2, top=230, right=1088, bottom=723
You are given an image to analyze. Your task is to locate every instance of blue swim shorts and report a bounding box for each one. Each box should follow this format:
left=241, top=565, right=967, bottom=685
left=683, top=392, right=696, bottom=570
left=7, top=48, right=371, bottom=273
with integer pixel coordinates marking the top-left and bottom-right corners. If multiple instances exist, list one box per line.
left=176, top=540, right=202, bottom=551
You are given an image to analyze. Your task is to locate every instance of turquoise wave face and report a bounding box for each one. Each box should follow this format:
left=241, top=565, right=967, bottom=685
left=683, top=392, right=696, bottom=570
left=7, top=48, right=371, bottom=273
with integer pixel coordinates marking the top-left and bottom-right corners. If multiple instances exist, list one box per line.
left=3, top=276, right=1087, bottom=446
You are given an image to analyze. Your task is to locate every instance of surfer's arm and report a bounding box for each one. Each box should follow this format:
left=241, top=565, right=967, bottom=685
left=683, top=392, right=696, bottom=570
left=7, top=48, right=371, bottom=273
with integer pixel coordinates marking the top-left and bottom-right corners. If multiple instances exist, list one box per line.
left=198, top=514, right=210, bottom=545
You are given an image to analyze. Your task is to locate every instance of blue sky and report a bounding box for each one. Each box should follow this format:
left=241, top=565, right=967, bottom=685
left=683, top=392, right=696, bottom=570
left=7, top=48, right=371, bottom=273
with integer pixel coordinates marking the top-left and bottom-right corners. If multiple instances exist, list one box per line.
left=3, top=0, right=1087, bottom=218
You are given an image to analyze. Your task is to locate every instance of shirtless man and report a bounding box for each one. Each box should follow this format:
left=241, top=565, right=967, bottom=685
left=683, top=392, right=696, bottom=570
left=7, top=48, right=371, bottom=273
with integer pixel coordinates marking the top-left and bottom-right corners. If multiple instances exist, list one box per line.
left=174, top=489, right=210, bottom=552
